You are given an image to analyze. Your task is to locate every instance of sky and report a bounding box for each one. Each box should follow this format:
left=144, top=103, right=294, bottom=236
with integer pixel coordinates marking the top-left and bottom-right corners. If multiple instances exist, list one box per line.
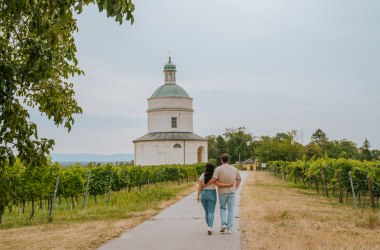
left=31, top=0, right=380, bottom=154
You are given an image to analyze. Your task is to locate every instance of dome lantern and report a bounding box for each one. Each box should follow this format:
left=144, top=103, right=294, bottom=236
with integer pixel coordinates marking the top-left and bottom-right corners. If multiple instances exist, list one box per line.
left=164, top=56, right=176, bottom=84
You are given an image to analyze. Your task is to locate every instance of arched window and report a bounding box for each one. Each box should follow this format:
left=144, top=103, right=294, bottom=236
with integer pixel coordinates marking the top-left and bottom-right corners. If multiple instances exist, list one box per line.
left=173, top=143, right=181, bottom=148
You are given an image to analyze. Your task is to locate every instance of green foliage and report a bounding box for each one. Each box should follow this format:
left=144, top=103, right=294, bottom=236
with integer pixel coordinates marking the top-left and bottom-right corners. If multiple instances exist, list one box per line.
left=327, top=140, right=359, bottom=159
left=254, top=131, right=305, bottom=162
left=0, top=162, right=205, bottom=224
left=224, top=127, right=252, bottom=163
left=206, top=135, right=218, bottom=163
left=1, top=181, right=193, bottom=229
left=268, top=158, right=380, bottom=208
left=0, top=0, right=135, bottom=224
left=0, top=0, right=135, bottom=165
left=206, top=134, right=230, bottom=165
left=360, top=139, right=373, bottom=161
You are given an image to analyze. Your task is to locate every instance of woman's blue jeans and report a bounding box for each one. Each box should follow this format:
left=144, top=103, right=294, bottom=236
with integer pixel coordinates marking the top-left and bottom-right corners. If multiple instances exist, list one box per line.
left=200, top=189, right=217, bottom=227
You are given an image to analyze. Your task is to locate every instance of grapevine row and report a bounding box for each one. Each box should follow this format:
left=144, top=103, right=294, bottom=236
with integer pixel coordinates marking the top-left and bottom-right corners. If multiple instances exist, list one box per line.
left=1, top=161, right=205, bottom=223
left=268, top=158, right=380, bottom=208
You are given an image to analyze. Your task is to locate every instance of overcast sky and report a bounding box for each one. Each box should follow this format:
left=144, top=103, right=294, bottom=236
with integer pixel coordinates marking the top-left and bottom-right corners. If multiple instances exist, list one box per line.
left=32, top=0, right=380, bottom=154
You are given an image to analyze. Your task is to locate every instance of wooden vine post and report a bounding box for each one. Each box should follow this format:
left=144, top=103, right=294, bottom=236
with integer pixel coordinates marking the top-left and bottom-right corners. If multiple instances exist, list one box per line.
left=337, top=170, right=343, bottom=203
left=367, top=174, right=376, bottom=209
left=82, top=170, right=91, bottom=209
left=107, top=170, right=113, bottom=202
left=48, top=174, right=60, bottom=223
left=320, top=169, right=328, bottom=198
left=281, top=166, right=284, bottom=182
left=348, top=171, right=357, bottom=208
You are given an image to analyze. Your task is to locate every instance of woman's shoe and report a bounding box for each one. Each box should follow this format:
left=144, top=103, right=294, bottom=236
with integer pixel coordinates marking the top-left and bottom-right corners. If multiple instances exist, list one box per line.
left=208, top=227, right=212, bottom=235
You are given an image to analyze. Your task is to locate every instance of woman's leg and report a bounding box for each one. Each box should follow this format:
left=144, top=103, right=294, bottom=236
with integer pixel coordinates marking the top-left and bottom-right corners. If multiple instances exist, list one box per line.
left=200, top=191, right=209, bottom=226
left=207, top=190, right=217, bottom=228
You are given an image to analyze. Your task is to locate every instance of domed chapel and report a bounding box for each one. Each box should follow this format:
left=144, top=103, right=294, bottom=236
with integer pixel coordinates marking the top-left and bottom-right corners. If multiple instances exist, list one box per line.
left=133, top=57, right=208, bottom=166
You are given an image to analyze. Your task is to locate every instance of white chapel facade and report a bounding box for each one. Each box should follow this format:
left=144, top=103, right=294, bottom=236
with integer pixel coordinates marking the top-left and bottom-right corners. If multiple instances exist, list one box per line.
left=133, top=57, right=208, bottom=166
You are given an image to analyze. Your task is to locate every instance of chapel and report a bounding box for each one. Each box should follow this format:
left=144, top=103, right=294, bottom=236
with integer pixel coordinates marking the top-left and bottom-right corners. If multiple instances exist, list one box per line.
left=133, top=57, right=208, bottom=166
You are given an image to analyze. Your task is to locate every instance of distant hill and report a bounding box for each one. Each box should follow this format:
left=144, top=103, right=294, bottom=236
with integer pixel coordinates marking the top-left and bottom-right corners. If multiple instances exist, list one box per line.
left=52, top=153, right=134, bottom=165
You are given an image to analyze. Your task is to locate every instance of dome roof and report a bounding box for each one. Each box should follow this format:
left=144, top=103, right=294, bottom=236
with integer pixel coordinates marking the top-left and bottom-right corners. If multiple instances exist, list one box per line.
left=151, top=84, right=190, bottom=98
left=164, top=57, right=176, bottom=70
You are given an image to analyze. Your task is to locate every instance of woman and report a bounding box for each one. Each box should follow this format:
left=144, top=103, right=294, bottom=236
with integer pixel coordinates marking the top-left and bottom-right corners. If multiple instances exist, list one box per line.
left=197, top=163, right=234, bottom=235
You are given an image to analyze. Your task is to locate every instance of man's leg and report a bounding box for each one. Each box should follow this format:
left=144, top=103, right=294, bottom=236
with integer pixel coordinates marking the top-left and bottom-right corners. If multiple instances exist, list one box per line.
left=226, top=193, right=236, bottom=231
left=219, top=193, right=227, bottom=230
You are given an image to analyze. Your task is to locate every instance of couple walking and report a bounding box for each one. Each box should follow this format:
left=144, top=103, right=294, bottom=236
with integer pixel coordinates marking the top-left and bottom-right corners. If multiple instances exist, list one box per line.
left=197, top=154, right=242, bottom=235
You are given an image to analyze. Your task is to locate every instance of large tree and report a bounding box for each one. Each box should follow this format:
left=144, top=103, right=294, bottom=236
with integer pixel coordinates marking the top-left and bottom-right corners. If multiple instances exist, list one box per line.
left=254, top=131, right=305, bottom=162
left=360, top=138, right=373, bottom=160
left=306, top=128, right=329, bottom=159
left=372, top=149, right=380, bottom=160
left=327, top=139, right=359, bottom=159
left=0, top=0, right=135, bottom=167
left=223, top=127, right=252, bottom=163
left=206, top=135, right=217, bottom=163
left=0, top=0, right=134, bottom=222
left=215, top=135, right=228, bottom=165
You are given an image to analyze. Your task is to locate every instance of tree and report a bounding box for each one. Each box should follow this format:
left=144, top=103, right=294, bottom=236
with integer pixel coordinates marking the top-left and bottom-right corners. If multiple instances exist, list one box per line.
left=0, top=0, right=135, bottom=167
left=223, top=127, right=252, bottom=164
left=254, top=136, right=274, bottom=162
left=254, top=130, right=305, bottom=162
left=360, top=138, right=373, bottom=161
left=311, top=129, right=329, bottom=145
left=327, top=139, right=359, bottom=159
left=206, top=135, right=218, bottom=162
left=372, top=149, right=380, bottom=160
left=306, top=129, right=329, bottom=159
left=0, top=0, right=134, bottom=223
left=215, top=135, right=228, bottom=165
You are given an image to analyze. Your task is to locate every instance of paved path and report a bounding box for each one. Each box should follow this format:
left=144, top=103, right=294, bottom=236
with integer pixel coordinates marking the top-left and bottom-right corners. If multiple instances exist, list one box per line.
left=99, top=171, right=249, bottom=250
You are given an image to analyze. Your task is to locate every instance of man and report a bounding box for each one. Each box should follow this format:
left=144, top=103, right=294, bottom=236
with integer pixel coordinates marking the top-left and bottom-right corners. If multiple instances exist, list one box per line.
left=203, top=154, right=241, bottom=234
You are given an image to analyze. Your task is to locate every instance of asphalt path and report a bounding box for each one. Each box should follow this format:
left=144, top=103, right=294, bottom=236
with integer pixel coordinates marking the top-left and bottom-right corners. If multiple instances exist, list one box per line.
left=99, top=171, right=249, bottom=250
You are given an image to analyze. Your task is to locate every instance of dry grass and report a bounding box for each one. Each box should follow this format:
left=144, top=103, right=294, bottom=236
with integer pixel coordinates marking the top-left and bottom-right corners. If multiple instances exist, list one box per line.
left=240, top=171, right=380, bottom=250
left=0, top=183, right=197, bottom=250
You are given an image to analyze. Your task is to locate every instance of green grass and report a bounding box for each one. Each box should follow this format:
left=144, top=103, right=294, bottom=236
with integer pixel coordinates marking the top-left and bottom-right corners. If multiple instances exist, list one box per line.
left=1, top=181, right=196, bottom=229
left=270, top=174, right=380, bottom=211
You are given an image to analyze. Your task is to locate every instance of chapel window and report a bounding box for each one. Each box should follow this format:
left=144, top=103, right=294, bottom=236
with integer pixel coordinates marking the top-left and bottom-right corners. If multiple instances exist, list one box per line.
left=171, top=117, right=177, bottom=128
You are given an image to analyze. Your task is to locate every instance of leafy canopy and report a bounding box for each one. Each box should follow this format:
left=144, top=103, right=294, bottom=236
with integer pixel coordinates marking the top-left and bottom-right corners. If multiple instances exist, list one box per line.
left=0, top=0, right=135, bottom=167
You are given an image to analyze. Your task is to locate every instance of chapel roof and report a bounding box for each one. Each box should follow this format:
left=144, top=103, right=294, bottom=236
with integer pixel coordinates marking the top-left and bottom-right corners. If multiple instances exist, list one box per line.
left=164, top=56, right=176, bottom=70
left=133, top=132, right=207, bottom=142
left=151, top=84, right=190, bottom=98
left=151, top=56, right=190, bottom=98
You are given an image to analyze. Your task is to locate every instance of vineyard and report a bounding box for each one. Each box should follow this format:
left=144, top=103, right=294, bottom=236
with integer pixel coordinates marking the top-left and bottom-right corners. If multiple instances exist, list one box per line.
left=0, top=161, right=205, bottom=225
left=268, top=158, right=380, bottom=209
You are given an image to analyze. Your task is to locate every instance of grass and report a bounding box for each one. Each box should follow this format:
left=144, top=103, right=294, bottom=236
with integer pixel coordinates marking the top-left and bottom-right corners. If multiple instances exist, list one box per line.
left=240, top=171, right=380, bottom=250
left=1, top=181, right=191, bottom=229
left=0, top=181, right=197, bottom=249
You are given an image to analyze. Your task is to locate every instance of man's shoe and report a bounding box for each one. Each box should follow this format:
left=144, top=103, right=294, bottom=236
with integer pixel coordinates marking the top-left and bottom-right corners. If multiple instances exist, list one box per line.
left=208, top=227, right=212, bottom=235
left=220, top=224, right=227, bottom=233
left=227, top=230, right=233, bottom=234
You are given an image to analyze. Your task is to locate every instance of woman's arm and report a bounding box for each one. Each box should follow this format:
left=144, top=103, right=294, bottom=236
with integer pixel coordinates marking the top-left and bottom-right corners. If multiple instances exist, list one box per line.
left=214, top=180, right=235, bottom=188
left=202, top=178, right=216, bottom=188
left=197, top=180, right=203, bottom=203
